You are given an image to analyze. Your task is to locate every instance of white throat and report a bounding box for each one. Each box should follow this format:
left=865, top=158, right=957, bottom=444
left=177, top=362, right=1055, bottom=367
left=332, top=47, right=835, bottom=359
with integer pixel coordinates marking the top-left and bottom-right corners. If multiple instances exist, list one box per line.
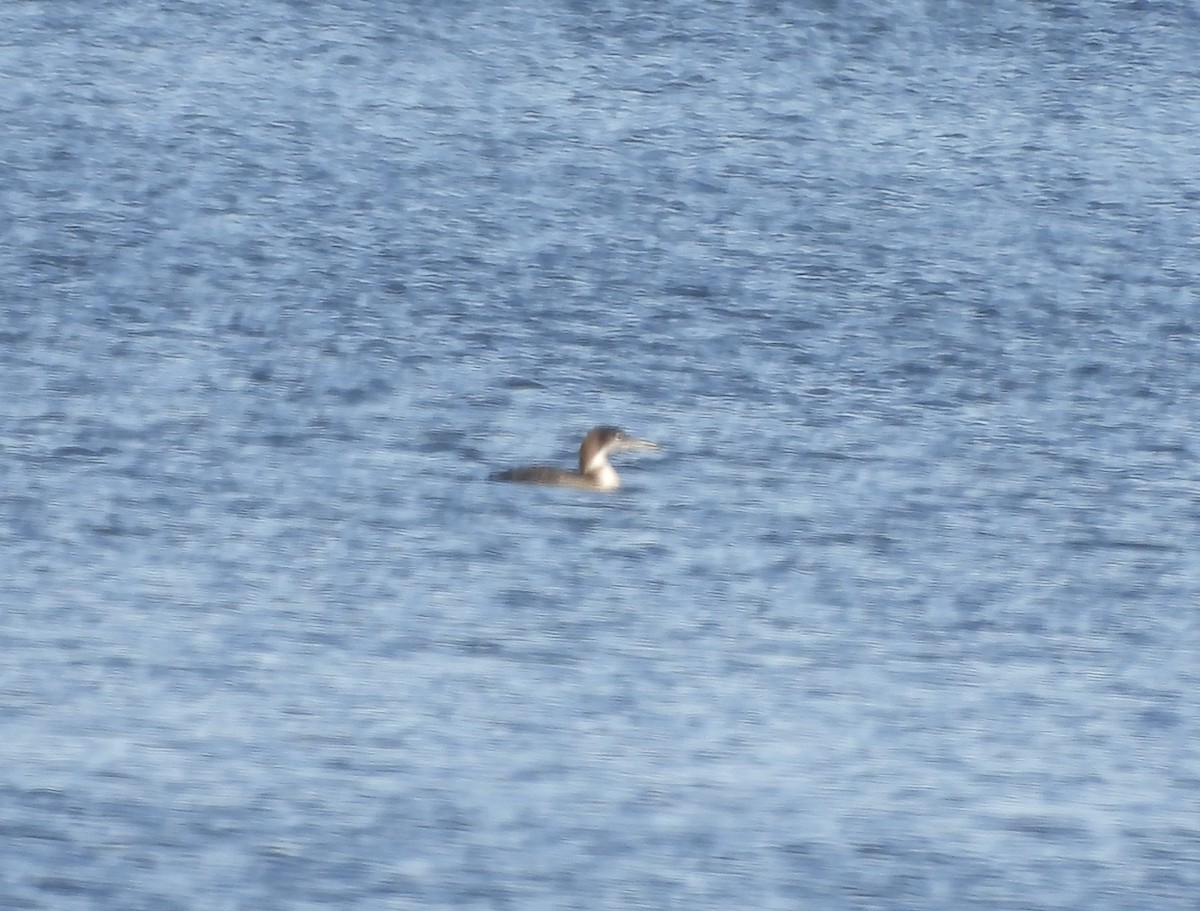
left=582, top=451, right=620, bottom=490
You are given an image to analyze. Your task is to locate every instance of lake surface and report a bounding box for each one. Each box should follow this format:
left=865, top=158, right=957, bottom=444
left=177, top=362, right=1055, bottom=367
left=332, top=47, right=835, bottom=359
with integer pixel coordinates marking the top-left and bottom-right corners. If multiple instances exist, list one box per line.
left=3, top=2, right=1199, bottom=908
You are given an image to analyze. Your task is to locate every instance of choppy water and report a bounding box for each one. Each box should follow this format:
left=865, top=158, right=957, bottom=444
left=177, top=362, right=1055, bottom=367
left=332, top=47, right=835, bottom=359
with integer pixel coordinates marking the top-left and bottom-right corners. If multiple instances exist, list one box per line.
left=3, top=2, right=1200, bottom=909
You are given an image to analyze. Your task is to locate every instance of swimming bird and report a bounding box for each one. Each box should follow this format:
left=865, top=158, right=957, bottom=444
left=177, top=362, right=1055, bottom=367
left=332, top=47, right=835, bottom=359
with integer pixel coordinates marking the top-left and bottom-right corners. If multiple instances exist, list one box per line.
left=490, top=426, right=660, bottom=491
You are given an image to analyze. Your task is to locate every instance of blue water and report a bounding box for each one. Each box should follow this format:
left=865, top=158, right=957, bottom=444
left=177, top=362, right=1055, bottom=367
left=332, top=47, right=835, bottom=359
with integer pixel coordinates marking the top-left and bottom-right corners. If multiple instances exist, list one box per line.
left=3, top=2, right=1200, bottom=908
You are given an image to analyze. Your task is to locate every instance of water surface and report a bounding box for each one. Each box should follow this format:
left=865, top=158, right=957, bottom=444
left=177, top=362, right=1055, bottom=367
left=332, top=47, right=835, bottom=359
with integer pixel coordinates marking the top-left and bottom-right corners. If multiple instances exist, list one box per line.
left=3, top=2, right=1199, bottom=908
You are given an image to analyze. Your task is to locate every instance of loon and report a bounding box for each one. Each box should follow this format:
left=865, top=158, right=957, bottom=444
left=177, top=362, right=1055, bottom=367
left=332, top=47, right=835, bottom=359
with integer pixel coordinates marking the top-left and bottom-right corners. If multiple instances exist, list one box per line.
left=490, top=426, right=660, bottom=491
